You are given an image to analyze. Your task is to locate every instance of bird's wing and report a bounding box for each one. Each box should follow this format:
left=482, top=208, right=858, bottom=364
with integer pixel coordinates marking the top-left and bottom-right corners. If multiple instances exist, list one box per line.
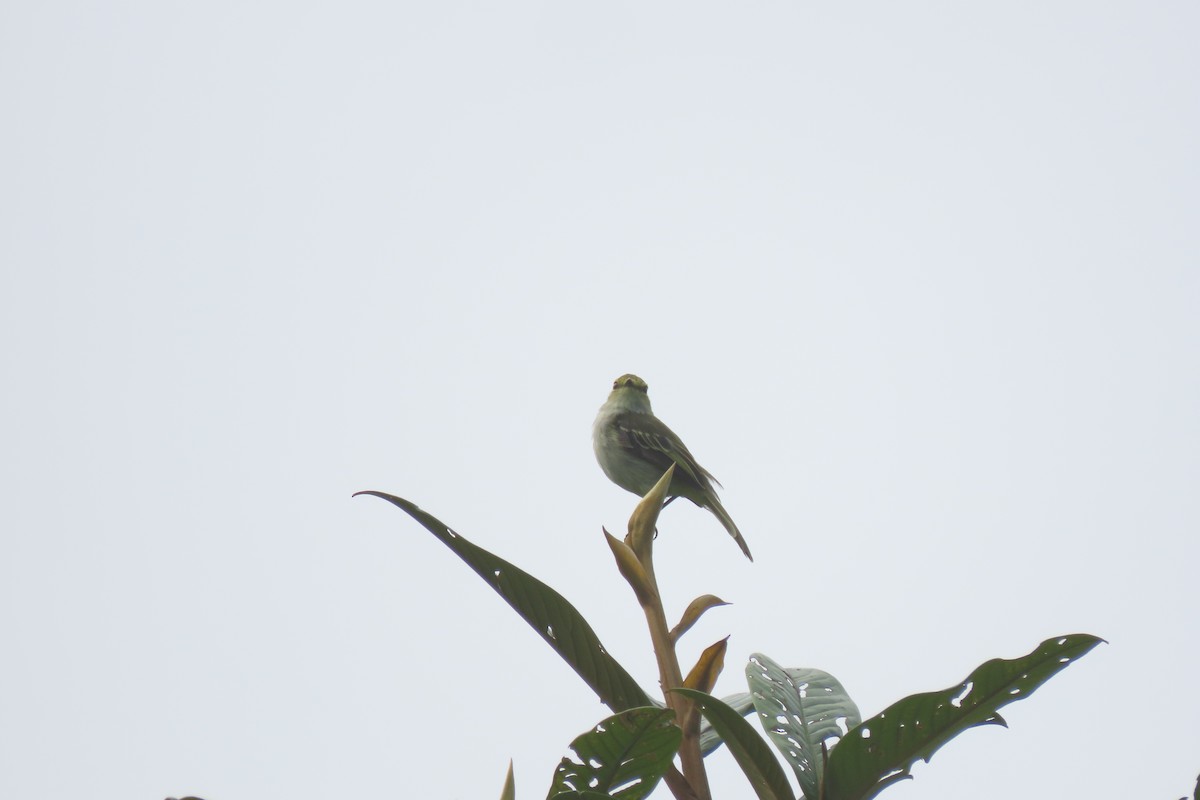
left=612, top=411, right=720, bottom=494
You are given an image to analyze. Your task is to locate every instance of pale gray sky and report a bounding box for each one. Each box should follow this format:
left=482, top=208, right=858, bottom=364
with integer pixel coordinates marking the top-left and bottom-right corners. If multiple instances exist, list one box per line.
left=1, top=2, right=1197, bottom=799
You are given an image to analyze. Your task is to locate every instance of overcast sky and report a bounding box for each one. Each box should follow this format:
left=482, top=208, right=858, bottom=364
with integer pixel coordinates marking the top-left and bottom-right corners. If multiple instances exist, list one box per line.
left=2, top=2, right=1197, bottom=799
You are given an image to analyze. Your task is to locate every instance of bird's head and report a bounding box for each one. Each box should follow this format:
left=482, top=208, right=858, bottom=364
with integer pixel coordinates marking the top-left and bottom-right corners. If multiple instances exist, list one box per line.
left=604, top=373, right=653, bottom=413
left=612, top=374, right=649, bottom=393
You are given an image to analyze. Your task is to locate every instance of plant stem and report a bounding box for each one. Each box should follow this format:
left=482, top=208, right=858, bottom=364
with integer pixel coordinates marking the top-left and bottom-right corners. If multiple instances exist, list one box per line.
left=615, top=467, right=712, bottom=800
left=639, top=554, right=712, bottom=800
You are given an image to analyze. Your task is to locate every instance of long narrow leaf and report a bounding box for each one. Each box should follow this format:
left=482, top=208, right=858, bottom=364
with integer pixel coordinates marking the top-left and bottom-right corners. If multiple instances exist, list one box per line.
left=699, top=693, right=755, bottom=756
left=356, top=491, right=652, bottom=711
left=746, top=655, right=861, bottom=800
left=672, top=688, right=796, bottom=800
left=824, top=633, right=1103, bottom=800
left=500, top=760, right=515, bottom=800
left=547, top=707, right=681, bottom=800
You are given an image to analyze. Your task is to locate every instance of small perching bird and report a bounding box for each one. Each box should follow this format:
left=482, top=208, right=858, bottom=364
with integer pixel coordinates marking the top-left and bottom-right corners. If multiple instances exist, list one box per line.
left=592, top=374, right=752, bottom=561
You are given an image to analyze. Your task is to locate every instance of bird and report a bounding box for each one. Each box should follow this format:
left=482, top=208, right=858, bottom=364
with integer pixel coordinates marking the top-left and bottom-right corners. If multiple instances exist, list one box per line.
left=592, top=373, right=752, bottom=561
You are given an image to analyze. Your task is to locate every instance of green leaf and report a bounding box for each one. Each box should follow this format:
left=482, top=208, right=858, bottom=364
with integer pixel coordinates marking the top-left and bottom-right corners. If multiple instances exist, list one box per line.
left=629, top=691, right=755, bottom=756
left=746, top=654, right=862, bottom=800
left=824, top=633, right=1104, bottom=800
left=355, top=491, right=652, bottom=712
left=547, top=707, right=681, bottom=800
left=672, top=688, right=795, bottom=800
left=500, top=760, right=515, bottom=800
left=698, top=692, right=754, bottom=756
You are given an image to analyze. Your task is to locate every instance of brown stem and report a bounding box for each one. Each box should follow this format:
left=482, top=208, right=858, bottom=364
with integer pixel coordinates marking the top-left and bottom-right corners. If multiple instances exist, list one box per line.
left=662, top=766, right=701, bottom=800
left=638, top=548, right=711, bottom=800
left=614, top=467, right=712, bottom=800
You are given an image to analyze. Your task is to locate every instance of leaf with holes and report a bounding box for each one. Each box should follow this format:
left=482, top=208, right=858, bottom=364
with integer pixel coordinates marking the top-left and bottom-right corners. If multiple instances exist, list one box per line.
left=823, top=633, right=1104, bottom=800
left=355, top=491, right=652, bottom=712
left=746, top=654, right=862, bottom=800
left=547, top=707, right=681, bottom=800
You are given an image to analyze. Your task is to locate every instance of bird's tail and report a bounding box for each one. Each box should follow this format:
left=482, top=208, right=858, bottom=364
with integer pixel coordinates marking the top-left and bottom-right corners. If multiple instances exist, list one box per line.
left=706, top=496, right=753, bottom=561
